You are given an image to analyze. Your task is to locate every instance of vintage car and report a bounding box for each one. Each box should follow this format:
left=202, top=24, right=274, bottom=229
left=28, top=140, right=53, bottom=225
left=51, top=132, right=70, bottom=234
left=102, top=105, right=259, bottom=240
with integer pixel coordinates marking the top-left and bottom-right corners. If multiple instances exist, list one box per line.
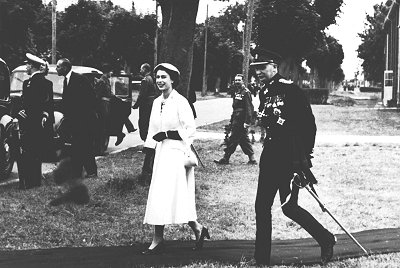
left=0, top=61, right=139, bottom=180
left=0, top=58, right=14, bottom=180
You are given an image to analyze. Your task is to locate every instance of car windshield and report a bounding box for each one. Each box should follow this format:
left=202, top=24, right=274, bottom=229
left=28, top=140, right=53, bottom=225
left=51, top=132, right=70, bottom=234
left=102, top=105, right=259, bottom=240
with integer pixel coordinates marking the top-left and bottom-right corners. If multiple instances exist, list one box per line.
left=10, top=71, right=64, bottom=98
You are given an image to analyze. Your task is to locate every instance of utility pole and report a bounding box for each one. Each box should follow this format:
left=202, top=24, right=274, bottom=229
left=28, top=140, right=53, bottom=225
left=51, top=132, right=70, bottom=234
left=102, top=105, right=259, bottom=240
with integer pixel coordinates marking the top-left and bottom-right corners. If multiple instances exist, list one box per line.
left=201, top=4, right=209, bottom=97
left=242, top=0, right=255, bottom=86
left=154, top=0, right=158, bottom=67
left=51, top=0, right=57, bottom=64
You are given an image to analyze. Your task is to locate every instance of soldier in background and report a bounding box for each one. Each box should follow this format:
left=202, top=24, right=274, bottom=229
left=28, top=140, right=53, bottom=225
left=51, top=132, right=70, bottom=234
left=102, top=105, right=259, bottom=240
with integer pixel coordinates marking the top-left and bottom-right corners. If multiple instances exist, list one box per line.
left=133, top=63, right=159, bottom=185
left=214, top=74, right=256, bottom=165
left=251, top=49, right=336, bottom=265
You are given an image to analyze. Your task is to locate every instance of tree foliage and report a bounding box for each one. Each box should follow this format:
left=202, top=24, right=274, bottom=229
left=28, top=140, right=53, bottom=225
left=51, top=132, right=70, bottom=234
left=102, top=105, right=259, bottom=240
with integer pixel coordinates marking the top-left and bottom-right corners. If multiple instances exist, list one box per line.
left=357, top=2, right=391, bottom=83
left=58, top=0, right=107, bottom=65
left=306, top=34, right=344, bottom=87
left=0, top=0, right=44, bottom=68
left=0, top=0, right=156, bottom=72
left=253, top=0, right=343, bottom=85
left=192, top=2, right=246, bottom=92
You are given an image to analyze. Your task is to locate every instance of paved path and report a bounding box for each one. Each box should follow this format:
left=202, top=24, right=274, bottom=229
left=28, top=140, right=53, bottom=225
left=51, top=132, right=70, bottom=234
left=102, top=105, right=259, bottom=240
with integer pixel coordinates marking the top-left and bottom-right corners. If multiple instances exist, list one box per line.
left=0, top=228, right=398, bottom=267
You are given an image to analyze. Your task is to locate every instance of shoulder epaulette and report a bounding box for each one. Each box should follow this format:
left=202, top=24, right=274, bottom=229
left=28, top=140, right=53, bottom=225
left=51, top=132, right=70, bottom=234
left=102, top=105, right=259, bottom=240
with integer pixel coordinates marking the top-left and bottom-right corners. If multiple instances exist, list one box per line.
left=278, top=78, right=293, bottom=84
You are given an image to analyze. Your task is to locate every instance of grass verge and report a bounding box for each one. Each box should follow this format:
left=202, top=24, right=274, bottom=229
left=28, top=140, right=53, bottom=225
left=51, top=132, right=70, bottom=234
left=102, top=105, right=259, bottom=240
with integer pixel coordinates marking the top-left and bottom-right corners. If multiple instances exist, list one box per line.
left=198, top=104, right=400, bottom=136
left=0, top=137, right=399, bottom=267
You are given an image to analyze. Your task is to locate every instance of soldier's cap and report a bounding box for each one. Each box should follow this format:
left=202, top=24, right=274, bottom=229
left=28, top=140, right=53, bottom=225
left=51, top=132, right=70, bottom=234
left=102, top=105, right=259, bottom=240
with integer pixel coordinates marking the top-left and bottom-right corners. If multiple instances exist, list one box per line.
left=24, top=53, right=46, bottom=66
left=154, top=63, right=180, bottom=76
left=250, top=49, right=282, bottom=67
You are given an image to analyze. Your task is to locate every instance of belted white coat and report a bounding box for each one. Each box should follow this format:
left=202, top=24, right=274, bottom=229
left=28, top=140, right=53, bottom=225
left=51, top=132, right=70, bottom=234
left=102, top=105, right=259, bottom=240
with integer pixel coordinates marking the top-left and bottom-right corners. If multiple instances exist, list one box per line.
left=143, top=89, right=197, bottom=225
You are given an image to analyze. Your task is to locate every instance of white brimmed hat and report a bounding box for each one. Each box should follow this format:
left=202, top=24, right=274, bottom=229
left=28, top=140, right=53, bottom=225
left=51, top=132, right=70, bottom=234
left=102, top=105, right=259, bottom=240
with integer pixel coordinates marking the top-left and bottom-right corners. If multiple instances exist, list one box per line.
left=154, top=63, right=180, bottom=76
left=25, top=53, right=46, bottom=66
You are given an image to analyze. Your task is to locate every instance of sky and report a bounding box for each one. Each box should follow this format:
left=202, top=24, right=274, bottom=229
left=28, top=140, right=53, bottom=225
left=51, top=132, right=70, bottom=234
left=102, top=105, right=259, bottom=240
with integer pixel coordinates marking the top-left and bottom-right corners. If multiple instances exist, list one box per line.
left=46, top=0, right=384, bottom=79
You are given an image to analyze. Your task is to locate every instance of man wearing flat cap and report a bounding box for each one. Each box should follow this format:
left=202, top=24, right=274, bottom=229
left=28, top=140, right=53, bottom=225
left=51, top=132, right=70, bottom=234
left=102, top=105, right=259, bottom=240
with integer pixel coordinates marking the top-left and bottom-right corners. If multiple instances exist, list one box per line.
left=251, top=49, right=336, bottom=265
left=18, top=53, right=54, bottom=189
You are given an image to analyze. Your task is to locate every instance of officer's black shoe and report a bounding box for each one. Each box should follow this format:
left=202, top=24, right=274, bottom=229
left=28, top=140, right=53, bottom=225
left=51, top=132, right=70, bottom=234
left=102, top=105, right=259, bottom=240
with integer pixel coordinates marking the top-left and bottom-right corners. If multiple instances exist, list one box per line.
left=214, top=157, right=229, bottom=165
left=321, top=235, right=337, bottom=264
left=248, top=154, right=257, bottom=165
left=115, top=133, right=125, bottom=146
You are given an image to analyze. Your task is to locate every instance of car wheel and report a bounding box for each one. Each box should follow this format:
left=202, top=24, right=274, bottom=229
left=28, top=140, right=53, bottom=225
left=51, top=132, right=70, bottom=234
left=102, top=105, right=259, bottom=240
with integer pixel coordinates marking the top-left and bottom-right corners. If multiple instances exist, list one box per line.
left=0, top=128, right=15, bottom=180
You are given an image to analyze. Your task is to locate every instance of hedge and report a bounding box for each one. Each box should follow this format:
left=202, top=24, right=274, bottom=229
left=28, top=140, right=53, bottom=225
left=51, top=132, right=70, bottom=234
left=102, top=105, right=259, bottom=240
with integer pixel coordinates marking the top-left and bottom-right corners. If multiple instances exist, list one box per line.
left=359, top=87, right=382, bottom=93
left=302, top=88, right=329, bottom=104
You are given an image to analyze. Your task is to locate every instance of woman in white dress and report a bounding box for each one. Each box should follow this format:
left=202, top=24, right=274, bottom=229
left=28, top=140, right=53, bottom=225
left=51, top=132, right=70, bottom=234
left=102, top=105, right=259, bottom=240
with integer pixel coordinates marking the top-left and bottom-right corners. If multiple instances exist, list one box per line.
left=142, top=63, right=210, bottom=255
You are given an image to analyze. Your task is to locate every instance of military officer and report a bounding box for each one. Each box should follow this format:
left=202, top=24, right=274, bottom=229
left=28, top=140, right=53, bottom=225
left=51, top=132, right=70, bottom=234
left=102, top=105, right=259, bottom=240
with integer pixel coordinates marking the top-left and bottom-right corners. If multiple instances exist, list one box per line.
left=214, top=74, right=256, bottom=165
left=18, top=53, right=54, bottom=189
left=251, top=49, right=336, bottom=265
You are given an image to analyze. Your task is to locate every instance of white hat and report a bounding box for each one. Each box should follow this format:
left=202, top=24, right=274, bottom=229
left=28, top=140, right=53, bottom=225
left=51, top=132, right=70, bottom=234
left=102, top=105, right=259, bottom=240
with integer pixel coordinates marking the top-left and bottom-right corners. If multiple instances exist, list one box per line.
left=154, top=63, right=180, bottom=76
left=25, top=53, right=46, bottom=65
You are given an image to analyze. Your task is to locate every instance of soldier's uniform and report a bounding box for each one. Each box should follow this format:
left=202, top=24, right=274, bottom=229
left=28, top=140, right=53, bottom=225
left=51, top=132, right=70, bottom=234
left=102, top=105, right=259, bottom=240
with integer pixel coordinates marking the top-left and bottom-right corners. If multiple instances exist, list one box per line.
left=215, top=83, right=255, bottom=164
left=251, top=50, right=336, bottom=265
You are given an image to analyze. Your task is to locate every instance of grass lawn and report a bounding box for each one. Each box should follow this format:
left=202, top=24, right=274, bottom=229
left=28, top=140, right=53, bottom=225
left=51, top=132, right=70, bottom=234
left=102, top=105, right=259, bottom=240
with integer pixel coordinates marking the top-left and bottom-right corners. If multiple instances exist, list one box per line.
left=0, top=104, right=399, bottom=267
left=199, top=104, right=400, bottom=136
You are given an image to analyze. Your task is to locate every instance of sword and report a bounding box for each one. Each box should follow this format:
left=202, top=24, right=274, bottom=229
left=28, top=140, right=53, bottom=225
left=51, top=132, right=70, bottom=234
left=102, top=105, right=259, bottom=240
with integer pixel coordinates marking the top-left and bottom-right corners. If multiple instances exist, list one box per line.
left=190, top=144, right=205, bottom=168
left=293, top=172, right=370, bottom=256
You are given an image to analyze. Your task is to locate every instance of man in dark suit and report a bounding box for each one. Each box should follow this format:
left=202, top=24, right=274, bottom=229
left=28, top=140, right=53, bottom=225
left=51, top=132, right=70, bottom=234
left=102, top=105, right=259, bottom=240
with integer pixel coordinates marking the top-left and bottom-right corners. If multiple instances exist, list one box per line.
left=56, top=58, right=97, bottom=178
left=18, top=53, right=54, bottom=189
left=133, top=63, right=159, bottom=185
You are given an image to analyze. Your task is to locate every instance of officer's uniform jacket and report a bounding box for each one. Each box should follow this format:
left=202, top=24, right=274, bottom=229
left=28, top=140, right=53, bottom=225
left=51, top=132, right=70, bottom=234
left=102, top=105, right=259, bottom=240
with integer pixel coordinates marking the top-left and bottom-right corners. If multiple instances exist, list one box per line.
left=21, top=72, right=54, bottom=154
left=231, top=85, right=253, bottom=127
left=259, top=73, right=316, bottom=166
left=22, top=72, right=53, bottom=129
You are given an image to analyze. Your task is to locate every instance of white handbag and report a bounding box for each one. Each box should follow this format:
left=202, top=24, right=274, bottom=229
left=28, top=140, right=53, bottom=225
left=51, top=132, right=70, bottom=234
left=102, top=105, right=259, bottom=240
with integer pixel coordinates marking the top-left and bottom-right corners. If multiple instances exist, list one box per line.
left=184, top=148, right=198, bottom=168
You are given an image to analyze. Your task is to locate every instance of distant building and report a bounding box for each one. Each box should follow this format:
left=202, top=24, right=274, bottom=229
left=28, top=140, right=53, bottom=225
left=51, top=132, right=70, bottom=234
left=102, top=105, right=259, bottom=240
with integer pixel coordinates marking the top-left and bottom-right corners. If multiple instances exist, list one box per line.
left=384, top=0, right=400, bottom=106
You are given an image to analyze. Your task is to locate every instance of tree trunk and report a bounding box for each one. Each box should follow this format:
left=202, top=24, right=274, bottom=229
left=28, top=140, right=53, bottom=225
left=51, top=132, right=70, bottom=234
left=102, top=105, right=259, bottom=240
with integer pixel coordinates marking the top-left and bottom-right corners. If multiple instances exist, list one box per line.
left=279, top=57, right=301, bottom=85
left=159, top=0, right=199, bottom=102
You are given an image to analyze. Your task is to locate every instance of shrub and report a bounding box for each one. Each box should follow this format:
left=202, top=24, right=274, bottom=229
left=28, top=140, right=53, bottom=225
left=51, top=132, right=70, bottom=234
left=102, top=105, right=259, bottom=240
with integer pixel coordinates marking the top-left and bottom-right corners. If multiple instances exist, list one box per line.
left=359, top=87, right=382, bottom=93
left=302, top=88, right=330, bottom=104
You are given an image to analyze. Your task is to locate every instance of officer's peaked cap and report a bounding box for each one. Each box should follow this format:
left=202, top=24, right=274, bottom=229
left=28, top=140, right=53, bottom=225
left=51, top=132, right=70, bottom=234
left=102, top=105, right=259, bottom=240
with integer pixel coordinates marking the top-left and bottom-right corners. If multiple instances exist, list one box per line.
left=250, top=48, right=282, bottom=66
left=25, top=53, right=46, bottom=66
left=154, top=63, right=180, bottom=76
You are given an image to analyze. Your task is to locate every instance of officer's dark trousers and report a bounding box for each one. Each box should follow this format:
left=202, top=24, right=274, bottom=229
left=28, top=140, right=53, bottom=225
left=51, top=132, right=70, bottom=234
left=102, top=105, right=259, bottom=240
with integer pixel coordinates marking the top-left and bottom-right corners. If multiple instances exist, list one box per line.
left=254, top=139, right=332, bottom=264
left=18, top=125, right=43, bottom=189
left=224, top=125, right=254, bottom=156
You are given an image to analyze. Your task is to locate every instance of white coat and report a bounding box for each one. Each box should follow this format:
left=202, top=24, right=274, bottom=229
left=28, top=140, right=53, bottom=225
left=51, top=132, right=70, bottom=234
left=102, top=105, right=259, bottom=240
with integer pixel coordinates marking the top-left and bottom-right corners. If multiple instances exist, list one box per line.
left=143, top=89, right=197, bottom=225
